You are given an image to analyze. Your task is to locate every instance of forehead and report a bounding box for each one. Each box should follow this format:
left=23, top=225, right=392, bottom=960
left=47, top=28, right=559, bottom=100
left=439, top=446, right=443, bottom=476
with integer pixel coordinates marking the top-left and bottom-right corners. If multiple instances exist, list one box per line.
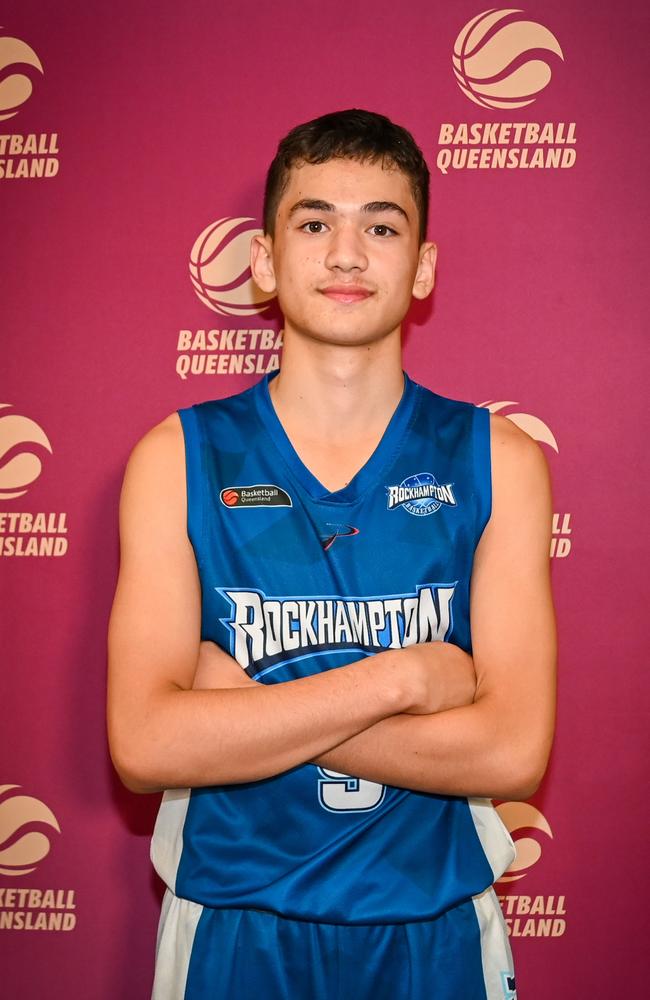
left=277, top=158, right=417, bottom=218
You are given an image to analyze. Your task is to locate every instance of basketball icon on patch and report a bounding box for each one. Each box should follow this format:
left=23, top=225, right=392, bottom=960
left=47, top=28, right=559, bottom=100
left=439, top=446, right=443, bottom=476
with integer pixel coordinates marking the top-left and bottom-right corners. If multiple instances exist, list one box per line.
left=386, top=472, right=457, bottom=516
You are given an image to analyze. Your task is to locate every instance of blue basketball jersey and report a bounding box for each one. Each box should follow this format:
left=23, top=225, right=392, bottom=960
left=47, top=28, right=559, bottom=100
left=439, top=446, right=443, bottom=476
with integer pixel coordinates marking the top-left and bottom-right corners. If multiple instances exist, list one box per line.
left=151, top=372, right=515, bottom=924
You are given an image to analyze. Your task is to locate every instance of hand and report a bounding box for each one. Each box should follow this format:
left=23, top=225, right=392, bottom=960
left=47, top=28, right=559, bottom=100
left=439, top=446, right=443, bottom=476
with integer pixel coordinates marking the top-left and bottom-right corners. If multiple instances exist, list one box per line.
left=400, top=642, right=476, bottom=715
left=192, top=641, right=256, bottom=691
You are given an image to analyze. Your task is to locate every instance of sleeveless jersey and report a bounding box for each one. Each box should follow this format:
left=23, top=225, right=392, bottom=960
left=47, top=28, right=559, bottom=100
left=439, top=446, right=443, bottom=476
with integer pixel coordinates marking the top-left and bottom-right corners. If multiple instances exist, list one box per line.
left=151, top=372, right=515, bottom=924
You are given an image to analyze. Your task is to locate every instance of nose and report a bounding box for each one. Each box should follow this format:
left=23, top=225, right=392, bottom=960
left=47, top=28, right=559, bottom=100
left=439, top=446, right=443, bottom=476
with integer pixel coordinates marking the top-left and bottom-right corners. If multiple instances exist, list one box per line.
left=324, top=223, right=368, bottom=273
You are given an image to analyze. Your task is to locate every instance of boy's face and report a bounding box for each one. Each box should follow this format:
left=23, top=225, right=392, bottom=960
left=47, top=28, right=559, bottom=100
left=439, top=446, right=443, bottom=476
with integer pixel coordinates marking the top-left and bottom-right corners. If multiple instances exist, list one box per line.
left=251, top=157, right=436, bottom=348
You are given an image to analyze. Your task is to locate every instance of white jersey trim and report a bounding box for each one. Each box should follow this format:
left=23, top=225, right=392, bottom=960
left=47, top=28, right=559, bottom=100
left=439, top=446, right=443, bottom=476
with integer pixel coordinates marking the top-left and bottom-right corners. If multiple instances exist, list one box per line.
left=468, top=796, right=516, bottom=882
left=472, top=886, right=517, bottom=999
left=152, top=889, right=202, bottom=1000
left=150, top=788, right=191, bottom=891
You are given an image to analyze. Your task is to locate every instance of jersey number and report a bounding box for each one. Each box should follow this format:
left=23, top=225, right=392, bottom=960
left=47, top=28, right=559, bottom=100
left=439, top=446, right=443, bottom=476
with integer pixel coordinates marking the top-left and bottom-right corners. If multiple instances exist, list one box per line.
left=317, top=767, right=385, bottom=812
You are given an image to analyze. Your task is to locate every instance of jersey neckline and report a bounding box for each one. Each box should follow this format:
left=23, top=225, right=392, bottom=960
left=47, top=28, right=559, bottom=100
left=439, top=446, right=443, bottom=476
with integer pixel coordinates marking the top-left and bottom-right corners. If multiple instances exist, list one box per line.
left=253, top=371, right=419, bottom=506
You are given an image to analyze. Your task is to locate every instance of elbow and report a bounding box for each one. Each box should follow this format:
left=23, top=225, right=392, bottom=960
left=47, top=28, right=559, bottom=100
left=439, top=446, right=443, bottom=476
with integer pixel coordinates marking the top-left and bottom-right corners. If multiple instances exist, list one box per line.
left=110, top=750, right=162, bottom=795
left=114, top=762, right=163, bottom=795
left=499, top=772, right=543, bottom=802
left=490, top=743, right=552, bottom=801
left=108, top=727, right=166, bottom=795
left=481, top=698, right=555, bottom=799
left=516, top=752, right=551, bottom=800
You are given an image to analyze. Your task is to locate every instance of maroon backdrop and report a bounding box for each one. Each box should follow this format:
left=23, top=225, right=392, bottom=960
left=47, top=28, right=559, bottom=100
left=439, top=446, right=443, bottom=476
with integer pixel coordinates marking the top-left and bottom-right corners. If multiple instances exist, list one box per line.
left=2, top=1, right=648, bottom=996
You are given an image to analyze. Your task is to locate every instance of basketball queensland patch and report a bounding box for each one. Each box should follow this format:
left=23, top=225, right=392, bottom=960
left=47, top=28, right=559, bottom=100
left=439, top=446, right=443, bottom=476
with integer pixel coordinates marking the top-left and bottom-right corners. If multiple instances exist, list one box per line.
left=219, top=485, right=292, bottom=508
left=386, top=472, right=457, bottom=516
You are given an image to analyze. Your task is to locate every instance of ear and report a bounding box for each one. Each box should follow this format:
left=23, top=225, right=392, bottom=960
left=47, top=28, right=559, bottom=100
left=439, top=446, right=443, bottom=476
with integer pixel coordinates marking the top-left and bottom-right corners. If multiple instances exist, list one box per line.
left=251, top=233, right=277, bottom=294
left=412, top=242, right=437, bottom=300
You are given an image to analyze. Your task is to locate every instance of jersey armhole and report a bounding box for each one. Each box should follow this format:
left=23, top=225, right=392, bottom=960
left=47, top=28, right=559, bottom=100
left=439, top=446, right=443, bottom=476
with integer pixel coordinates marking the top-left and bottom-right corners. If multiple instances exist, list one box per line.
left=472, top=405, right=492, bottom=541
left=177, top=406, right=207, bottom=570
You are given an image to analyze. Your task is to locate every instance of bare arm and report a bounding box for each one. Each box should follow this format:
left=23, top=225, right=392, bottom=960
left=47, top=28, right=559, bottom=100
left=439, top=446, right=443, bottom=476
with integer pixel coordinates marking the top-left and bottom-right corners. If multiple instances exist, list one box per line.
left=313, top=415, right=557, bottom=800
left=107, top=415, right=463, bottom=793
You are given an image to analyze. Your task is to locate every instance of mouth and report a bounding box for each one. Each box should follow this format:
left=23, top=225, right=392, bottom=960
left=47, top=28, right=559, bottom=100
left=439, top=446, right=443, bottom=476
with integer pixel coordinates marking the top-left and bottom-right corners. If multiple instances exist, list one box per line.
left=319, top=285, right=374, bottom=304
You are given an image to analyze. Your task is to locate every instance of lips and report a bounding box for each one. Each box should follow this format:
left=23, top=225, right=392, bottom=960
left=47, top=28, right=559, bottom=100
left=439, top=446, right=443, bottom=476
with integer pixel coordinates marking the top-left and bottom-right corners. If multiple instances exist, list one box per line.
left=319, top=285, right=373, bottom=303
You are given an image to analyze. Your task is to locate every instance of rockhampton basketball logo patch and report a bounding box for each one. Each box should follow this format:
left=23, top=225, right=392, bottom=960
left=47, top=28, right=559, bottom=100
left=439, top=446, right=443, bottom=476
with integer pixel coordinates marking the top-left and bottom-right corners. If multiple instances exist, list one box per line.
left=220, top=484, right=292, bottom=508
left=386, top=472, right=457, bottom=516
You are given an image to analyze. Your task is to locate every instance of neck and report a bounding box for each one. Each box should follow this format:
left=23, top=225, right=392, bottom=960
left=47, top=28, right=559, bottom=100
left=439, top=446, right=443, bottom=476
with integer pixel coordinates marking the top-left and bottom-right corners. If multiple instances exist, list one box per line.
left=269, top=328, right=405, bottom=443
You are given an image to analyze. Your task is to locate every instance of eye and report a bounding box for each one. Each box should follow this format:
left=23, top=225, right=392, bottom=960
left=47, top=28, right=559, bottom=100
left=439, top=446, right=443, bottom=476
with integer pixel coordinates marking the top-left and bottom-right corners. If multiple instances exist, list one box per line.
left=300, top=220, right=328, bottom=234
left=368, top=224, right=397, bottom=237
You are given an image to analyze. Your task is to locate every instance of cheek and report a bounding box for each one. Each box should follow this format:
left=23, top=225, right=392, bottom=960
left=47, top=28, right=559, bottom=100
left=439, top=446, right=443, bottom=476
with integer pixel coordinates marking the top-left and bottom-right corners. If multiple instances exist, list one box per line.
left=277, top=256, right=321, bottom=294
left=381, top=260, right=417, bottom=296
left=274, top=275, right=313, bottom=320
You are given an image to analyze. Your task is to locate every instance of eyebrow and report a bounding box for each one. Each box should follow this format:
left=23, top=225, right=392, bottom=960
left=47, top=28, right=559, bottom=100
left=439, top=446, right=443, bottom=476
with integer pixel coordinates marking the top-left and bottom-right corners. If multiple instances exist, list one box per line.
left=288, top=198, right=409, bottom=222
left=362, top=201, right=409, bottom=221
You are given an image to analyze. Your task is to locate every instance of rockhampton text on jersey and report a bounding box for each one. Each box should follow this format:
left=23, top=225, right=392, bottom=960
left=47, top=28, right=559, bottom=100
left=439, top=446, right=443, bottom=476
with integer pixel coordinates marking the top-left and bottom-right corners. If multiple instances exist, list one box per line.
left=219, top=583, right=456, bottom=674
left=436, top=122, right=577, bottom=174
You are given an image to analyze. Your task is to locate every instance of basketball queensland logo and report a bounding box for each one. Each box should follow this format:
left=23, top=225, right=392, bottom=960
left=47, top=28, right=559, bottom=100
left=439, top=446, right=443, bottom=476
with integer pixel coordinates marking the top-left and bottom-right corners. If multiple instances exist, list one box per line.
left=0, top=31, right=43, bottom=121
left=0, top=406, right=69, bottom=557
left=0, top=785, right=77, bottom=932
left=480, top=401, right=572, bottom=559
left=219, top=485, right=292, bottom=509
left=0, top=29, right=60, bottom=180
left=437, top=9, right=576, bottom=174
left=189, top=218, right=275, bottom=318
left=0, top=406, right=52, bottom=499
left=176, top=217, right=282, bottom=379
left=495, top=801, right=567, bottom=939
left=0, top=786, right=60, bottom=876
left=453, top=9, right=563, bottom=110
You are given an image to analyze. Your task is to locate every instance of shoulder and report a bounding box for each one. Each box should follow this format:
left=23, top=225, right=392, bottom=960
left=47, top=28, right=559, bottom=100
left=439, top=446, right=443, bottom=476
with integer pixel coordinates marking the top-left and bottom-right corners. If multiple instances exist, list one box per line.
left=489, top=413, right=550, bottom=494
left=486, top=415, right=552, bottom=557
left=120, top=414, right=186, bottom=523
left=126, top=412, right=184, bottom=478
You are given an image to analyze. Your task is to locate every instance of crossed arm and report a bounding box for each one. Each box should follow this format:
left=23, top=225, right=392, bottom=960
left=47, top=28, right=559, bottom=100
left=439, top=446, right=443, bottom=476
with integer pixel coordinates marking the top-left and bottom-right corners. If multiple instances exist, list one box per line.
left=107, top=412, right=556, bottom=801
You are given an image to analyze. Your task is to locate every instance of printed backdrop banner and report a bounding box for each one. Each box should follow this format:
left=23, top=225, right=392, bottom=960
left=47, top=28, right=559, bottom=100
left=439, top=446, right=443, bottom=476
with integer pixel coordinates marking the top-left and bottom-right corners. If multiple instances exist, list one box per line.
left=1, top=0, right=648, bottom=996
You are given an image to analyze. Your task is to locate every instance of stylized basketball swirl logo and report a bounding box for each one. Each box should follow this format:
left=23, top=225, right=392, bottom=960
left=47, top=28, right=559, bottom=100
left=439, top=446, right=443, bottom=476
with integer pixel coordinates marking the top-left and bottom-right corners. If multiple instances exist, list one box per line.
left=0, top=31, right=44, bottom=121
left=453, top=9, right=563, bottom=110
left=0, top=405, right=53, bottom=499
left=481, top=401, right=559, bottom=453
left=320, top=524, right=360, bottom=551
left=189, top=217, right=275, bottom=317
left=496, top=801, right=553, bottom=882
left=0, top=785, right=61, bottom=876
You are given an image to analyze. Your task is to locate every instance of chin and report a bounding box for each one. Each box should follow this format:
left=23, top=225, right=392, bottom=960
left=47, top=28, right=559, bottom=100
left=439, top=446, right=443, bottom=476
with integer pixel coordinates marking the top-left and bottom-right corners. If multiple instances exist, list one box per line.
left=305, top=326, right=397, bottom=348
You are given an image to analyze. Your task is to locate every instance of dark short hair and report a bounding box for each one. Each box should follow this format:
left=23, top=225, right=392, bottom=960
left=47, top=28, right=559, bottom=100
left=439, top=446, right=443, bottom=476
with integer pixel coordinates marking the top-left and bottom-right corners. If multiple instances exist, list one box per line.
left=263, top=109, right=430, bottom=242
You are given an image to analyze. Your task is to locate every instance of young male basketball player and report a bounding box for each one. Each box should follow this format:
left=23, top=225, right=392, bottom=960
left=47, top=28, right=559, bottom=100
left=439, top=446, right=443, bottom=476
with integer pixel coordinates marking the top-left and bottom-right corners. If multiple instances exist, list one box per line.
left=108, top=110, right=556, bottom=1000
